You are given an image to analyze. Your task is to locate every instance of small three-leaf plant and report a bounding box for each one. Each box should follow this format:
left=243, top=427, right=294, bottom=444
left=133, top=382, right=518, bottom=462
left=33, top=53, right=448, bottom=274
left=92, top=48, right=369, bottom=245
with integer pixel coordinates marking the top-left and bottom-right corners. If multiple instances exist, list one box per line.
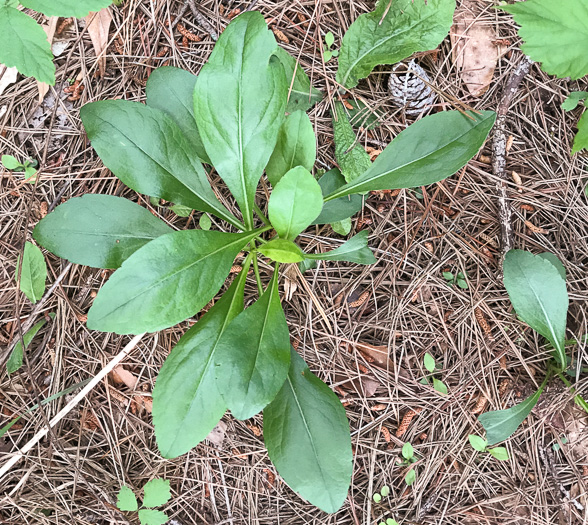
left=116, top=479, right=171, bottom=525
left=442, top=269, right=468, bottom=289
left=2, top=155, right=38, bottom=183
left=372, top=483, right=390, bottom=503
left=468, top=435, right=510, bottom=461
left=422, top=353, right=448, bottom=395
left=401, top=442, right=417, bottom=486
left=323, top=31, right=339, bottom=62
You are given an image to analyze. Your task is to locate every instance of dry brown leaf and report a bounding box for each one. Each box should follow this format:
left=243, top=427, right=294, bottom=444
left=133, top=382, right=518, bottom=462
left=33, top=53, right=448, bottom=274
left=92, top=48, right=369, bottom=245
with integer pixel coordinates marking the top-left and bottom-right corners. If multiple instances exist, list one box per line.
left=206, top=421, right=227, bottom=447
left=353, top=342, right=395, bottom=371
left=38, top=17, right=59, bottom=104
left=0, top=65, right=18, bottom=97
left=86, top=8, right=113, bottom=77
left=111, top=365, right=138, bottom=389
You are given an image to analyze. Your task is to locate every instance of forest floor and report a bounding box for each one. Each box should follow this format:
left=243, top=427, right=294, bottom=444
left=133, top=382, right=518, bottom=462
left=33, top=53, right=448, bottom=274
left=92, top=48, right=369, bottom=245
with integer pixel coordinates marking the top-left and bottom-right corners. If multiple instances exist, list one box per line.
left=1, top=0, right=587, bottom=524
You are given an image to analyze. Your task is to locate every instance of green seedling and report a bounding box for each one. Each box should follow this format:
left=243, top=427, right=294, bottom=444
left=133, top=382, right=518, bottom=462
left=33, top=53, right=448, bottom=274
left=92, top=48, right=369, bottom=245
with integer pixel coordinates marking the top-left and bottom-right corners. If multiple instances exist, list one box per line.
left=552, top=437, right=568, bottom=451
left=401, top=442, right=417, bottom=486
left=2, top=155, right=38, bottom=183
left=442, top=269, right=468, bottom=289
left=372, top=484, right=390, bottom=503
left=323, top=31, right=339, bottom=62
left=468, top=435, right=510, bottom=461
left=116, top=479, right=171, bottom=525
left=421, top=353, right=448, bottom=395
left=379, top=519, right=399, bottom=525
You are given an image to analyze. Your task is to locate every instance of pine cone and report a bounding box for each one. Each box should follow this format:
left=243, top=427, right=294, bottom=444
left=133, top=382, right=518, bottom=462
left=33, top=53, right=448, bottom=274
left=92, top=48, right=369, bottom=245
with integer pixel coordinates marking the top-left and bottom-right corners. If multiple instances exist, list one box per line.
left=388, top=60, right=436, bottom=116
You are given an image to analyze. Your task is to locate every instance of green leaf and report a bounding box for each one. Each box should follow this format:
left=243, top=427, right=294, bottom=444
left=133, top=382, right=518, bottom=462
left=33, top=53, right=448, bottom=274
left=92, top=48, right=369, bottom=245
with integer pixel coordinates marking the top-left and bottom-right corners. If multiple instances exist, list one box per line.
left=264, top=348, right=352, bottom=513
left=20, top=0, right=113, bottom=17
left=380, top=485, right=390, bottom=497
left=199, top=213, right=212, bottom=231
left=345, top=99, right=383, bottom=131
left=538, top=252, right=566, bottom=280
left=7, top=315, right=53, bottom=374
left=468, top=434, right=487, bottom=452
left=274, top=47, right=323, bottom=113
left=215, top=271, right=291, bottom=420
left=325, top=31, right=335, bottom=48
left=193, top=12, right=288, bottom=226
left=432, top=378, right=447, bottom=395
left=331, top=218, right=352, bottom=236
left=268, top=166, right=323, bottom=240
left=478, top=386, right=544, bottom=445
left=304, top=230, right=376, bottom=265
left=24, top=166, right=37, bottom=182
left=572, top=110, right=588, bottom=154
left=1, top=155, right=22, bottom=170
left=323, top=49, right=333, bottom=63
left=153, top=263, right=249, bottom=458
left=33, top=194, right=172, bottom=269
left=138, top=509, right=168, bottom=525
left=423, top=353, right=435, bottom=373
left=258, top=239, right=305, bottom=263
left=373, top=493, right=382, bottom=503
left=145, top=66, right=210, bottom=163
left=87, top=229, right=260, bottom=334
left=333, top=102, right=371, bottom=183
left=0, top=6, right=55, bottom=84
left=80, top=101, right=240, bottom=228
left=503, top=250, right=568, bottom=367
left=170, top=204, right=192, bottom=217
left=298, top=258, right=318, bottom=273
left=562, top=91, right=588, bottom=111
left=402, top=442, right=414, bottom=460
left=457, top=278, right=468, bottom=290
left=142, top=479, right=171, bottom=508
left=312, top=169, right=363, bottom=225
left=325, top=111, right=496, bottom=200
left=16, top=242, right=46, bottom=304
left=386, top=519, right=399, bottom=525
left=442, top=271, right=454, bottom=280
left=116, top=486, right=138, bottom=512
left=404, top=469, right=416, bottom=486
left=487, top=447, right=510, bottom=461
left=266, top=111, right=316, bottom=186
left=499, top=0, right=588, bottom=80
left=336, top=0, right=455, bottom=89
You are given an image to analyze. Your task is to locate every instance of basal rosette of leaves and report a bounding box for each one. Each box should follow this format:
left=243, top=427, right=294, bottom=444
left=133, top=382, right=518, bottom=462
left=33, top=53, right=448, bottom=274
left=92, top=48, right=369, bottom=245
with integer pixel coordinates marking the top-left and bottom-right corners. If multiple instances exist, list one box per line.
left=33, top=11, right=495, bottom=513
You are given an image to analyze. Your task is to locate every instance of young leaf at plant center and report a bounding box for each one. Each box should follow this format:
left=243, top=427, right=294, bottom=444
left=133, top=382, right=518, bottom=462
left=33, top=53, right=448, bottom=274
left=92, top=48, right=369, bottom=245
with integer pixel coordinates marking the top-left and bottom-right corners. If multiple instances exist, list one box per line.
left=142, top=479, right=171, bottom=508
left=331, top=218, right=352, bottom=236
left=503, top=250, right=568, bottom=367
left=153, top=260, right=250, bottom=458
left=325, top=31, right=335, bottom=48
left=274, top=47, right=323, bottom=113
left=468, top=434, right=487, bottom=452
left=0, top=6, right=55, bottom=84
left=487, top=447, right=509, bottom=461
left=572, top=110, right=588, bottom=154
left=7, top=314, right=54, bottom=374
left=80, top=101, right=240, bottom=228
left=268, top=166, right=323, bottom=240
left=193, top=12, right=288, bottom=227
left=562, top=91, right=588, bottom=111
left=404, top=469, right=416, bottom=486
left=87, top=229, right=261, bottom=334
left=264, top=347, right=353, bottom=513
left=146, top=66, right=210, bottom=163
left=1, top=155, right=21, bottom=170
left=199, top=213, right=212, bottom=231
left=116, top=486, right=138, bottom=512
left=433, top=378, right=448, bottom=395
left=538, top=252, right=566, bottom=281
left=265, top=111, right=316, bottom=186
left=333, top=102, right=371, bottom=184
left=499, top=0, right=588, bottom=80
left=170, top=204, right=191, bottom=217
left=258, top=239, right=305, bottom=263
left=33, top=194, right=173, bottom=269
left=424, top=353, right=436, bottom=373
left=304, top=230, right=376, bottom=265
left=16, top=242, right=47, bottom=304
left=312, top=168, right=363, bottom=225
left=214, top=270, right=291, bottom=420
left=325, top=111, right=496, bottom=201
left=137, top=509, right=168, bottom=525
left=336, top=0, right=456, bottom=89
left=402, top=442, right=414, bottom=460
left=478, top=385, right=545, bottom=445
left=20, top=0, right=113, bottom=18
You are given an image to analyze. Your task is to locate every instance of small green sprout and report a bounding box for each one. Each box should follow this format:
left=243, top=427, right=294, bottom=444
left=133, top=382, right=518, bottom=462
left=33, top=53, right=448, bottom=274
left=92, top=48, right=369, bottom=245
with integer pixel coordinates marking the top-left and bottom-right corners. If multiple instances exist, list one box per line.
left=442, top=269, right=468, bottom=289
left=468, top=435, right=510, bottom=461
left=372, top=484, right=390, bottom=503
left=400, top=442, right=417, bottom=486
left=116, top=478, right=171, bottom=525
left=421, top=353, right=448, bottom=395
left=323, top=31, right=339, bottom=62
left=379, top=519, right=399, bottom=525
left=552, top=437, right=568, bottom=451
left=2, top=155, right=38, bottom=183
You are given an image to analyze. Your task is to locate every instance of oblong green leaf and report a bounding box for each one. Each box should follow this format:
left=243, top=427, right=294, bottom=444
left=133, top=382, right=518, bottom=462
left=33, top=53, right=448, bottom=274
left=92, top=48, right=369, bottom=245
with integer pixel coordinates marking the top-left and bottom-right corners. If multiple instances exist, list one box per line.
left=153, top=262, right=250, bottom=458
left=33, top=194, right=172, bottom=269
left=193, top=12, right=288, bottom=225
left=468, top=434, right=487, bottom=452
left=333, top=102, right=371, bottom=183
left=325, top=111, right=496, bottom=200
left=87, top=229, right=260, bottom=334
left=304, top=231, right=376, bottom=265
left=0, top=6, right=55, bottom=84
left=312, top=169, right=363, bottom=225
left=80, top=101, right=240, bottom=228
left=145, top=66, right=210, bottom=163
left=572, top=110, right=588, bottom=154
left=264, top=348, right=352, bottom=513
left=116, top=486, right=138, bottom=512
left=7, top=314, right=54, bottom=374
left=258, top=239, right=305, bottom=263
left=215, top=271, right=291, bottom=420
left=142, top=478, right=171, bottom=508
left=137, top=509, right=168, bottom=525
left=266, top=111, right=316, bottom=186
left=336, top=0, right=455, bottom=89
left=16, top=242, right=47, bottom=304
left=268, top=166, right=323, bottom=240
left=21, top=0, right=113, bottom=17
left=503, top=250, right=568, bottom=366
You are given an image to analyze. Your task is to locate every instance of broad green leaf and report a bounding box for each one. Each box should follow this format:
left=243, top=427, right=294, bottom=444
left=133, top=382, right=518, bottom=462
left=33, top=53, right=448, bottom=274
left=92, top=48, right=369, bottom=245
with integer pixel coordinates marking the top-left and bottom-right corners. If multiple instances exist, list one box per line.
left=264, top=348, right=352, bottom=513
left=333, top=102, right=371, bottom=183
left=16, top=242, right=46, bottom=303
left=20, top=0, right=113, bottom=17
left=500, top=0, right=588, bottom=80
left=142, top=479, right=171, bottom=508
left=266, top=111, right=316, bottom=186
left=0, top=7, right=55, bottom=84
left=153, top=263, right=250, bottom=458
left=193, top=12, right=288, bottom=226
left=80, top=101, right=240, bottom=229
left=304, top=230, right=376, bottom=265
left=336, top=0, right=455, bottom=89
left=268, top=166, right=323, bottom=240
left=404, top=469, right=416, bottom=486
left=503, top=250, right=568, bottom=366
left=170, top=204, right=191, bottom=217
left=116, top=486, right=138, bottom=512
left=274, top=47, right=323, bottom=113
left=7, top=315, right=54, bottom=374
left=87, top=229, right=260, bottom=334
left=1, top=155, right=21, bottom=170
left=487, top=447, right=509, bottom=461
left=325, top=31, right=335, bottom=48
left=402, top=442, right=414, bottom=460
left=325, top=111, right=496, bottom=201
left=198, top=213, right=212, bottom=231
left=423, top=353, right=435, bottom=373
left=562, top=91, right=588, bottom=111
left=538, top=252, right=566, bottom=280
left=478, top=386, right=544, bottom=445
left=258, top=239, right=305, bottom=263
left=312, top=169, right=363, bottom=225
left=33, top=194, right=172, bottom=269
left=572, top=111, right=588, bottom=154
left=433, top=378, right=448, bottom=395
left=145, top=66, right=210, bottom=163
left=468, top=434, right=487, bottom=452
left=215, top=271, right=291, bottom=420
left=331, top=218, right=352, bottom=236
left=373, top=493, right=382, bottom=503
left=380, top=486, right=390, bottom=497
left=138, top=509, right=168, bottom=525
